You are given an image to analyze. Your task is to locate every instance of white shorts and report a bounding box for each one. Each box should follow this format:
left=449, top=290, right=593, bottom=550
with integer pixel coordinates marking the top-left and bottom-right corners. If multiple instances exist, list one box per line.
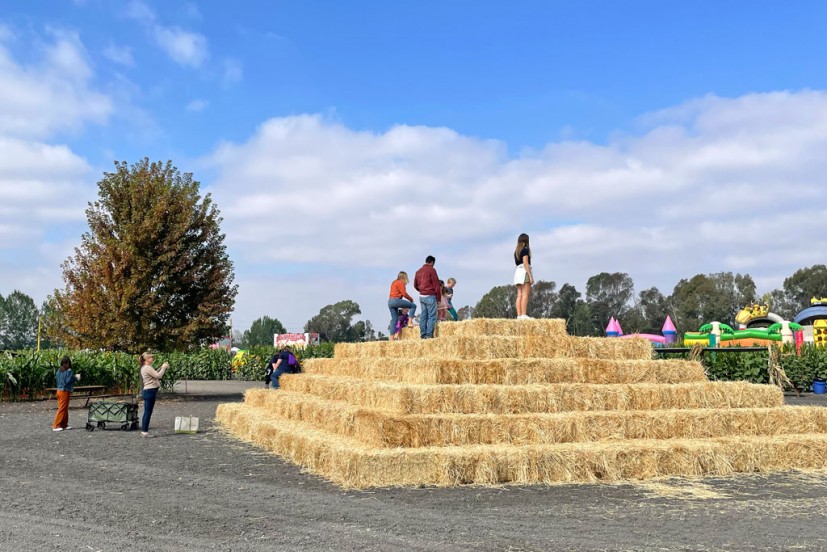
left=514, top=264, right=531, bottom=285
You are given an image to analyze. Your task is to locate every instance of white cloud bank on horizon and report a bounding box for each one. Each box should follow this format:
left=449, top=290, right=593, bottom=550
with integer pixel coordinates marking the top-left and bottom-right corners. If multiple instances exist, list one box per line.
left=206, top=91, right=827, bottom=331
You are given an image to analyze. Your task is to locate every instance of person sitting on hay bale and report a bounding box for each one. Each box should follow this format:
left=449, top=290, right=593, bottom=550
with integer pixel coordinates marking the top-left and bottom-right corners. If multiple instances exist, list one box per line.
left=390, top=308, right=411, bottom=341
left=388, top=271, right=417, bottom=339
left=270, top=346, right=300, bottom=389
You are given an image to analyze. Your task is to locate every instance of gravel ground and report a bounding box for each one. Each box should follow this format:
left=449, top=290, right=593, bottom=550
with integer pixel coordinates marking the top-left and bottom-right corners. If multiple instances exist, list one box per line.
left=2, top=383, right=827, bottom=551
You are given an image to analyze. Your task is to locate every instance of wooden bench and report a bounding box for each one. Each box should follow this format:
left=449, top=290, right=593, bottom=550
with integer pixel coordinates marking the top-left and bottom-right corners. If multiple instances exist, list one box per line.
left=45, top=385, right=114, bottom=408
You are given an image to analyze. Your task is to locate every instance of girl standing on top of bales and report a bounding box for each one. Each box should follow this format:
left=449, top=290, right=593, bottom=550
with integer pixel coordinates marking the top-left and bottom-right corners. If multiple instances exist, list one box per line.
left=139, top=351, right=169, bottom=438
left=388, top=271, right=417, bottom=338
left=52, top=356, right=80, bottom=431
left=514, top=233, right=534, bottom=319
left=445, top=278, right=458, bottom=321
left=437, top=280, right=450, bottom=321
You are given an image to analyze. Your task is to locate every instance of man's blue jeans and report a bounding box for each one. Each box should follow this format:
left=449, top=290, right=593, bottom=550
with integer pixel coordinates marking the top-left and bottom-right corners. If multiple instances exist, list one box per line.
left=388, top=298, right=417, bottom=334
left=419, top=295, right=438, bottom=338
left=141, top=387, right=158, bottom=432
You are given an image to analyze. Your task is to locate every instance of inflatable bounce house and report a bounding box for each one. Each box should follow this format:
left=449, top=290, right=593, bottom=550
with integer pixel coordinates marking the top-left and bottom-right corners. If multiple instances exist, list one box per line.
left=735, top=303, right=784, bottom=329
left=680, top=298, right=827, bottom=347
left=683, top=321, right=802, bottom=347
left=794, top=297, right=827, bottom=347
left=606, top=316, right=678, bottom=346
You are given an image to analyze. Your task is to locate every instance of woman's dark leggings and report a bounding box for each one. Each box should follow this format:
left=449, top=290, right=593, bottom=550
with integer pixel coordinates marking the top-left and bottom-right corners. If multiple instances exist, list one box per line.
left=141, top=388, right=158, bottom=432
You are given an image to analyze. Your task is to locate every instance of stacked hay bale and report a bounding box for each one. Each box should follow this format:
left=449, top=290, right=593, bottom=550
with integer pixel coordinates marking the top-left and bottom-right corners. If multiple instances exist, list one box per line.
left=217, top=319, right=827, bottom=488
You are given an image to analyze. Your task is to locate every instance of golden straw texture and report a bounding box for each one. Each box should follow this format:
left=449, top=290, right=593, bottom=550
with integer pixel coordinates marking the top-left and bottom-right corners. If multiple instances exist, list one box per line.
left=279, top=376, right=782, bottom=415
left=243, top=391, right=827, bottom=448
left=302, top=357, right=706, bottom=385
left=217, top=403, right=827, bottom=488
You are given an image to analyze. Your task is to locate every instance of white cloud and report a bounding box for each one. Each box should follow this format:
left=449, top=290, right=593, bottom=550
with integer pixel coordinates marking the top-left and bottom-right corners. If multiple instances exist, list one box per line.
left=126, top=1, right=208, bottom=68
left=206, top=91, right=827, bottom=331
left=0, top=31, right=112, bottom=138
left=186, top=98, right=209, bottom=112
left=103, top=43, right=134, bottom=66
left=152, top=25, right=208, bottom=67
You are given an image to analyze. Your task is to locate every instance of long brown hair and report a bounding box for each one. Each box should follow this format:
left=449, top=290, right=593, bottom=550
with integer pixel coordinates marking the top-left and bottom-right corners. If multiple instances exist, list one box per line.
left=514, top=233, right=531, bottom=261
left=396, top=271, right=409, bottom=284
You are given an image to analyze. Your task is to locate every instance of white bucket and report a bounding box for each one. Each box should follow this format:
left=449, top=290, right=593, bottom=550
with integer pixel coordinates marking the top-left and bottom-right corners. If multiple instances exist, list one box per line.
left=174, top=416, right=199, bottom=434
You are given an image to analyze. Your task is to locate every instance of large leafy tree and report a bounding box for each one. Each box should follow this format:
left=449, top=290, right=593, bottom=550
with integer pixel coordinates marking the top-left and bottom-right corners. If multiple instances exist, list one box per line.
left=304, top=300, right=363, bottom=342
left=0, top=291, right=39, bottom=349
left=585, top=272, right=635, bottom=332
left=774, top=265, right=827, bottom=318
left=624, top=287, right=671, bottom=335
left=241, top=316, right=287, bottom=347
left=456, top=305, right=475, bottom=320
left=473, top=285, right=517, bottom=319
left=47, top=159, right=237, bottom=352
left=670, top=272, right=755, bottom=331
left=526, top=280, right=558, bottom=319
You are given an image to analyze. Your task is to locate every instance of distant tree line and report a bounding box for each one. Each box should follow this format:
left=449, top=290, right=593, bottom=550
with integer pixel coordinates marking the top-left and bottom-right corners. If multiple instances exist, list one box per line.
left=6, top=265, right=826, bottom=349
left=470, top=265, right=827, bottom=336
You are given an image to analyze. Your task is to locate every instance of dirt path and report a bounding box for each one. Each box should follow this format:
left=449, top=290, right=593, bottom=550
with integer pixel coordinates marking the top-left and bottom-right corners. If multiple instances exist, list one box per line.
left=2, top=386, right=827, bottom=551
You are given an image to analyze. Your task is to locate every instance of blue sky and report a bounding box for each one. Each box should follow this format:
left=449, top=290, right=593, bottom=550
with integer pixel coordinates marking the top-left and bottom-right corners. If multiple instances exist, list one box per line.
left=1, top=1, right=827, bottom=334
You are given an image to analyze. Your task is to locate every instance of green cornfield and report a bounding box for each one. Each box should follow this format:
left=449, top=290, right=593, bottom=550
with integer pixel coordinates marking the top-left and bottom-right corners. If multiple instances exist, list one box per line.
left=0, top=344, right=335, bottom=400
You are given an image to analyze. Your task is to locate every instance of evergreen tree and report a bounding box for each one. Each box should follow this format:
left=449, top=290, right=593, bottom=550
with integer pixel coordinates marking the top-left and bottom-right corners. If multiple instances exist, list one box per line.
left=473, top=285, right=517, bottom=319
left=47, top=159, right=237, bottom=351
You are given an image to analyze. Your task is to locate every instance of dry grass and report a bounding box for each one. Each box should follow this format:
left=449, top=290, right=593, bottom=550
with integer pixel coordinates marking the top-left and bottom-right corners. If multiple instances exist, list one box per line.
left=278, top=375, right=783, bottom=415
left=302, top=357, right=707, bottom=385
left=334, top=335, right=652, bottom=361
left=637, top=481, right=728, bottom=500
left=216, top=403, right=827, bottom=488
left=244, top=390, right=826, bottom=448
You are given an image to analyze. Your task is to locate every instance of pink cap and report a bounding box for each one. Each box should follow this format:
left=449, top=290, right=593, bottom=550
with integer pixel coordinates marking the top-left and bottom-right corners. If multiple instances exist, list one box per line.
left=662, top=315, right=676, bottom=333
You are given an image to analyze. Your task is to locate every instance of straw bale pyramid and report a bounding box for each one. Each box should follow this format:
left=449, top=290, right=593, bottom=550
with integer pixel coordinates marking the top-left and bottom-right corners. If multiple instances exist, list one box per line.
left=216, top=319, right=827, bottom=488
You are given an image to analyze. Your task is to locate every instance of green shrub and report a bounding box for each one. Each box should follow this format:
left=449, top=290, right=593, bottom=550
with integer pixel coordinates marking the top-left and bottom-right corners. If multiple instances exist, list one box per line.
left=656, top=343, right=827, bottom=389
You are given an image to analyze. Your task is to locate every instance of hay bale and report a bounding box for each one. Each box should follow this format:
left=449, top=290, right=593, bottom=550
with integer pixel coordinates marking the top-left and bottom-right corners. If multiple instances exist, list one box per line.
left=279, top=375, right=783, bottom=415
left=437, top=318, right=568, bottom=338
left=302, top=357, right=707, bottom=385
left=244, top=390, right=826, bottom=448
left=218, top=313, right=827, bottom=489
left=334, top=335, right=652, bottom=361
left=216, top=403, right=827, bottom=488
left=397, top=326, right=421, bottom=340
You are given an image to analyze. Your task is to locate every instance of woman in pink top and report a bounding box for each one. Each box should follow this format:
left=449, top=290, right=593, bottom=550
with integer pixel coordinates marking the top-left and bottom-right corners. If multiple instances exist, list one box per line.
left=139, top=351, right=169, bottom=438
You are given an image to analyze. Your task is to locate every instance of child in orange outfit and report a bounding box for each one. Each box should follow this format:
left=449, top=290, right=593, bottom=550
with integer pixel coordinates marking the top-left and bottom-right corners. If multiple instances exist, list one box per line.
left=52, top=356, right=80, bottom=431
